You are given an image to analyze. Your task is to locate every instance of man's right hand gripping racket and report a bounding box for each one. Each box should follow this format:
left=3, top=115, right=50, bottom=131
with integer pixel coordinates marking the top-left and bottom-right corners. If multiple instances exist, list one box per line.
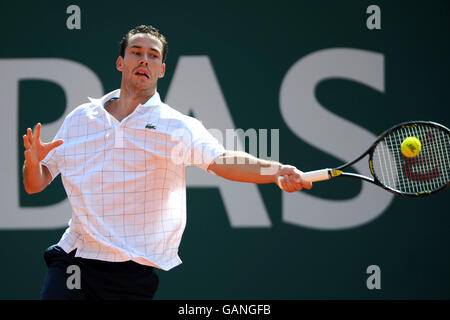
left=280, top=121, right=450, bottom=197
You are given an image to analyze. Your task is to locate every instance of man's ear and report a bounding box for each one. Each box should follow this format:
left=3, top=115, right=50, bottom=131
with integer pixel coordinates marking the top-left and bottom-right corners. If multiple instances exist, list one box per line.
left=159, top=63, right=166, bottom=79
left=116, top=56, right=123, bottom=72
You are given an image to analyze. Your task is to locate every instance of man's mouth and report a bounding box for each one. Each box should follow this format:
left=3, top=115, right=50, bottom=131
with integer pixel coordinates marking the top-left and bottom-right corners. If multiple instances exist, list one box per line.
left=134, top=69, right=150, bottom=79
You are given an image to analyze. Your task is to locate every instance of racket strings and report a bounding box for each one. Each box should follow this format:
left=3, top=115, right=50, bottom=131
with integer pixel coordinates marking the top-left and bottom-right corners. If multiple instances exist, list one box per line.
left=372, top=124, right=450, bottom=194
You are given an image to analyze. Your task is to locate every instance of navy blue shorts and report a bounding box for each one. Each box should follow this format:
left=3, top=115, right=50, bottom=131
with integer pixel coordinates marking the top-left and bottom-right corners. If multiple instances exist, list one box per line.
left=40, top=245, right=159, bottom=300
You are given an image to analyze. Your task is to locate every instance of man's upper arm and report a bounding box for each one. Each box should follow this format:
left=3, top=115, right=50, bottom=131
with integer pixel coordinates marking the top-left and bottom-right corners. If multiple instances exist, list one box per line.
left=185, top=118, right=226, bottom=173
left=40, top=114, right=71, bottom=181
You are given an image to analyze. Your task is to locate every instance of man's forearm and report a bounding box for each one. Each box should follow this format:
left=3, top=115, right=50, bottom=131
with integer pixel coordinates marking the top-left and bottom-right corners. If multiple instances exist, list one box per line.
left=208, top=151, right=281, bottom=184
left=23, top=162, right=51, bottom=194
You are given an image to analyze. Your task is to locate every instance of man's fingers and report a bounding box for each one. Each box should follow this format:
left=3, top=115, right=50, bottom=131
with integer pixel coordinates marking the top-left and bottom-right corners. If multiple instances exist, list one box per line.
left=287, top=175, right=302, bottom=192
left=34, top=123, right=41, bottom=142
left=278, top=174, right=312, bottom=192
left=23, top=135, right=30, bottom=149
left=288, top=175, right=303, bottom=192
left=27, top=128, right=33, bottom=143
left=277, top=176, right=285, bottom=190
left=293, top=170, right=313, bottom=190
left=278, top=176, right=296, bottom=193
left=301, top=179, right=313, bottom=190
left=297, top=174, right=313, bottom=190
left=45, top=139, right=64, bottom=151
left=285, top=173, right=304, bottom=192
left=280, top=175, right=297, bottom=193
left=277, top=176, right=289, bottom=192
left=52, top=139, right=64, bottom=148
left=277, top=165, right=313, bottom=192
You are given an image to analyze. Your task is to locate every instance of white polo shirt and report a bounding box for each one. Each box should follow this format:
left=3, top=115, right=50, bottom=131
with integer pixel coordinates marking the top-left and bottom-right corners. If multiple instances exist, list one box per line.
left=41, top=89, right=225, bottom=271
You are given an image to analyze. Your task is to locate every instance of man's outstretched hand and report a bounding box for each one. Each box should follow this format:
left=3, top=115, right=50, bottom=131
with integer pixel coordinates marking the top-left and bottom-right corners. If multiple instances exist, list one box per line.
left=275, top=165, right=313, bottom=193
left=23, top=123, right=63, bottom=168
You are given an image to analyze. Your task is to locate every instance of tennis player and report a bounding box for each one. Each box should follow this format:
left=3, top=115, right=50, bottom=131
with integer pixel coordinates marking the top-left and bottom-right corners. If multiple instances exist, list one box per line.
left=22, top=25, right=312, bottom=300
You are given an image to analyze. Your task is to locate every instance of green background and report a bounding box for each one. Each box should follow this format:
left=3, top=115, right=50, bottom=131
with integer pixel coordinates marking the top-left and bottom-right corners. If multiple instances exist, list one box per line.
left=0, top=0, right=449, bottom=299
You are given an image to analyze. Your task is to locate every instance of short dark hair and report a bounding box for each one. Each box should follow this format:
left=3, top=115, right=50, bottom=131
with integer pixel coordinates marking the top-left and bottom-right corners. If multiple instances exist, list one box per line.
left=120, top=25, right=168, bottom=62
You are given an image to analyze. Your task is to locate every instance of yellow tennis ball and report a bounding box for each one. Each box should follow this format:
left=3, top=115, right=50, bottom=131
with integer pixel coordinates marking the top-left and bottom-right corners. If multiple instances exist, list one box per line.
left=401, top=137, right=421, bottom=157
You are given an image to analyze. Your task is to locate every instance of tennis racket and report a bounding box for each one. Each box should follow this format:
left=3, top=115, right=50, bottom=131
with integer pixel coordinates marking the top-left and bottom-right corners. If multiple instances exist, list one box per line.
left=280, top=121, right=450, bottom=197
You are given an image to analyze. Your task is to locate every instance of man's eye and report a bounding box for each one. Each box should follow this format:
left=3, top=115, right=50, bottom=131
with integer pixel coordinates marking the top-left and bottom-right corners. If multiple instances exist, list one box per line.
left=133, top=52, right=140, bottom=56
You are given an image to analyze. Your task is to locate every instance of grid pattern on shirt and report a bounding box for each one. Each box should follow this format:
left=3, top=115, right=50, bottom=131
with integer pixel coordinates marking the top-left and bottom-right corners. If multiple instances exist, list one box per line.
left=41, top=90, right=225, bottom=270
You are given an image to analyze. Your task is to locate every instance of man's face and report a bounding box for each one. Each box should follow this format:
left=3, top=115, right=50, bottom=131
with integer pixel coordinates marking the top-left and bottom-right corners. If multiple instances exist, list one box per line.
left=116, top=33, right=166, bottom=91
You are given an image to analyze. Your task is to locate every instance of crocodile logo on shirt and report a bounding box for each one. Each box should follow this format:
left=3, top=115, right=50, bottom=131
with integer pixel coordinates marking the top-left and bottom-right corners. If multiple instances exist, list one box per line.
left=145, top=124, right=156, bottom=130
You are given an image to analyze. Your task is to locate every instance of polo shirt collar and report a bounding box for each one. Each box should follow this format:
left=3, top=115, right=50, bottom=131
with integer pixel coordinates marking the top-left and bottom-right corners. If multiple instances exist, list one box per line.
left=141, top=91, right=161, bottom=107
left=88, top=89, right=162, bottom=108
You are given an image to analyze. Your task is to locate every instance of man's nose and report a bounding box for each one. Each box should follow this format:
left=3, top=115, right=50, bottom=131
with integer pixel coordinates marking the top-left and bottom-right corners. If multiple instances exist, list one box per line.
left=139, top=54, right=149, bottom=66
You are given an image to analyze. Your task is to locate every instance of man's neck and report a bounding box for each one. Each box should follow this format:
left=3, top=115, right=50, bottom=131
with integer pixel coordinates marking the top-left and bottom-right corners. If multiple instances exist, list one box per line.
left=116, top=85, right=156, bottom=116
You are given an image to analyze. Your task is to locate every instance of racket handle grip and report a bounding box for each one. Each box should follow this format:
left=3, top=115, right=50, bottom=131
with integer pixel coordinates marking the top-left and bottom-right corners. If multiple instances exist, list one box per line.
left=301, top=169, right=331, bottom=182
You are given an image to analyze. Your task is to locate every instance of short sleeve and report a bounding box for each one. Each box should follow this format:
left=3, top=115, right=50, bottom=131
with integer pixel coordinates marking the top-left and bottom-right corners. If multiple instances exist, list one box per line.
left=184, top=119, right=225, bottom=173
left=41, top=119, right=67, bottom=182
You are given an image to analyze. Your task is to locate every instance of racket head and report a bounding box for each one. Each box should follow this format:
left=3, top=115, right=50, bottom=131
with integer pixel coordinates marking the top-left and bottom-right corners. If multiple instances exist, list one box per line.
left=368, top=121, right=450, bottom=197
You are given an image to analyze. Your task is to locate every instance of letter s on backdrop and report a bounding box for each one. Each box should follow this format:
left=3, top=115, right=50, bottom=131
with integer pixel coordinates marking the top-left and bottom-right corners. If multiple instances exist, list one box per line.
left=279, top=48, right=393, bottom=230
